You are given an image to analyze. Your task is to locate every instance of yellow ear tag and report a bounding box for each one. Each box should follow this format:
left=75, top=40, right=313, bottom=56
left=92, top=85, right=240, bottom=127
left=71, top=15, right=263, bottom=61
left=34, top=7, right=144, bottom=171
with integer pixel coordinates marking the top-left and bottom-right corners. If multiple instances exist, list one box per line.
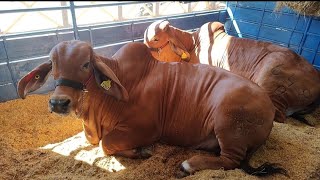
left=181, top=52, right=188, bottom=59
left=100, top=80, right=111, bottom=90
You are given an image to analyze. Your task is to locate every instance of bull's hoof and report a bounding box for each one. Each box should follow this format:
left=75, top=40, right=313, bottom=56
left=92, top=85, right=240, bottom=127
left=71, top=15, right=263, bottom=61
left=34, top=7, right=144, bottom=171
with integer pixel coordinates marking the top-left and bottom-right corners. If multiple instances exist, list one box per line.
left=176, top=170, right=189, bottom=179
left=302, top=114, right=318, bottom=126
left=134, top=146, right=153, bottom=159
left=291, top=114, right=318, bottom=126
left=175, top=160, right=195, bottom=178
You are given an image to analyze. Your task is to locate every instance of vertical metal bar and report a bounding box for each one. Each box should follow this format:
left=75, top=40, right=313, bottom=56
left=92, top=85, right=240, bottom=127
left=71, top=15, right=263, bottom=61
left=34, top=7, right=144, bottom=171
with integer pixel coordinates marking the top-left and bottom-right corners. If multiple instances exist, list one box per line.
left=130, top=21, right=134, bottom=42
left=2, top=37, right=18, bottom=92
left=298, top=17, right=312, bottom=55
left=228, top=1, right=242, bottom=37
left=89, top=27, right=93, bottom=46
left=311, top=40, right=320, bottom=65
left=287, top=14, right=301, bottom=49
left=255, top=2, right=267, bottom=41
left=69, top=1, right=80, bottom=40
left=55, top=29, right=59, bottom=42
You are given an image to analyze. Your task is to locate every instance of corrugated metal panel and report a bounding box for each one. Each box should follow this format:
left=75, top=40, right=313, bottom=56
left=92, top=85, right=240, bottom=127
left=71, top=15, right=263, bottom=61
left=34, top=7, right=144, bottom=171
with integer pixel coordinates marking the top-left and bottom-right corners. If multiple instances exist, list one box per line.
left=91, top=24, right=133, bottom=47
left=0, top=83, right=18, bottom=102
left=0, top=40, right=7, bottom=64
left=5, top=35, right=58, bottom=61
left=0, top=64, right=13, bottom=84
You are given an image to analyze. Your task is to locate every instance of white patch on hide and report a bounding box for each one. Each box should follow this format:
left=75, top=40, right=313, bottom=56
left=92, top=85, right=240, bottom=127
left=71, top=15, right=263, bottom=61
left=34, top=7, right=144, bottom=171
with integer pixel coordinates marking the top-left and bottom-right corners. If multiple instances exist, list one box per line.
left=181, top=160, right=193, bottom=173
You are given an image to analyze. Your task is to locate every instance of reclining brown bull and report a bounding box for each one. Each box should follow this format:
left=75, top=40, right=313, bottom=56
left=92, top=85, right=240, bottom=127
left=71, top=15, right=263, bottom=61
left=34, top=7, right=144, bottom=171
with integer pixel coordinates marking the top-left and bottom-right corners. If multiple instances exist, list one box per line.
left=17, top=40, right=287, bottom=177
left=144, top=20, right=320, bottom=125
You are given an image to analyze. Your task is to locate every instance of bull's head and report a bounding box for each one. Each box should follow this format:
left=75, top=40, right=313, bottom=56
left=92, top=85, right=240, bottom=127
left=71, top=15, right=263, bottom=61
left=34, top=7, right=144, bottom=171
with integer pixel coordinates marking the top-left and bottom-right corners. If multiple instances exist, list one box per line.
left=17, top=40, right=128, bottom=116
left=144, top=20, right=190, bottom=62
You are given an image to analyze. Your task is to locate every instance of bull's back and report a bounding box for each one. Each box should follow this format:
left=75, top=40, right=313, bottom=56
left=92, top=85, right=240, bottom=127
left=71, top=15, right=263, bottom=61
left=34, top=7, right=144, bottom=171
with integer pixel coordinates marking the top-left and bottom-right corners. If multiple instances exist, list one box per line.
left=226, top=38, right=320, bottom=118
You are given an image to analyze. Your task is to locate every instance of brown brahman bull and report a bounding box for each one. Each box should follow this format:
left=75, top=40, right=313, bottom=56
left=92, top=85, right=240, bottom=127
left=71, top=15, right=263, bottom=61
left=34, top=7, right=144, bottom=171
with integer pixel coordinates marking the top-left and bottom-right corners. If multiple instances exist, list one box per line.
left=17, top=40, right=287, bottom=177
left=144, top=20, right=320, bottom=125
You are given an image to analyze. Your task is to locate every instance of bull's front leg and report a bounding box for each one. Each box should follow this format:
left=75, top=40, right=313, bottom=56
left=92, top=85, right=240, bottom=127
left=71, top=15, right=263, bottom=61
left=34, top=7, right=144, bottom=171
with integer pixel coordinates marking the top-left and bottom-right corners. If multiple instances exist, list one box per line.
left=101, top=128, right=157, bottom=159
left=83, top=122, right=100, bottom=145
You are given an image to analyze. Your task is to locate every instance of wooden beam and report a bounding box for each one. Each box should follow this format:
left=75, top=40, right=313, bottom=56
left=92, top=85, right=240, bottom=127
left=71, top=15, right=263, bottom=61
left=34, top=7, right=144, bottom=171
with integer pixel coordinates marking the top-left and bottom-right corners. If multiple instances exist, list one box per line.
left=190, top=2, right=199, bottom=12
left=142, top=3, right=154, bottom=16
left=159, top=2, right=171, bottom=15
left=177, top=2, right=187, bottom=13
left=118, top=5, right=123, bottom=21
left=4, top=2, right=37, bottom=33
left=21, top=2, right=63, bottom=27
left=153, top=2, right=159, bottom=16
left=61, top=1, right=70, bottom=27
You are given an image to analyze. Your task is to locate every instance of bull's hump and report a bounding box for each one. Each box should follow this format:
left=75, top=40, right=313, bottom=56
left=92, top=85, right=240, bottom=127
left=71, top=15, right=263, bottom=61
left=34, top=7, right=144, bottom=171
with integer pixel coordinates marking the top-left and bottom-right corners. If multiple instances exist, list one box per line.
left=113, top=42, right=153, bottom=63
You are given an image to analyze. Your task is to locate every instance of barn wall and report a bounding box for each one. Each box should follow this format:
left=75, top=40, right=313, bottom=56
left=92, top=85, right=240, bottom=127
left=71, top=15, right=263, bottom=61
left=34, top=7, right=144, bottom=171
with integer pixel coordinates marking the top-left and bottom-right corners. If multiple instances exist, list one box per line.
left=1, top=1, right=320, bottom=102
left=225, top=1, right=320, bottom=70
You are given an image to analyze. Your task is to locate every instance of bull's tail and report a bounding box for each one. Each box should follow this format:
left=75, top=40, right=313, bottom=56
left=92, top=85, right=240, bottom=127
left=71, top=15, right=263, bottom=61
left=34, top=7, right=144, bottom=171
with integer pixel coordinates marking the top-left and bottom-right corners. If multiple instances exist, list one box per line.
left=240, top=160, right=288, bottom=177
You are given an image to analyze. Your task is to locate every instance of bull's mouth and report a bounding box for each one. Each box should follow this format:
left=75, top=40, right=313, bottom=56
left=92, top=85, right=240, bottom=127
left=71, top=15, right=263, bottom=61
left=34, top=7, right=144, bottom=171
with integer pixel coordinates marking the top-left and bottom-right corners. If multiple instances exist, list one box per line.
left=50, top=109, right=71, bottom=116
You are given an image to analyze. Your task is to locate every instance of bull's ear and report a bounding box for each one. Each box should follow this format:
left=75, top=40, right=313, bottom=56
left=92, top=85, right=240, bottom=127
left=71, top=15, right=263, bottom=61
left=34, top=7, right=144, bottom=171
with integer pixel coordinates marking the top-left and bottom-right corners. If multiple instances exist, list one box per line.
left=168, top=41, right=191, bottom=62
left=159, top=20, right=170, bottom=31
left=210, top=22, right=225, bottom=33
left=92, top=55, right=129, bottom=102
left=17, top=60, right=52, bottom=99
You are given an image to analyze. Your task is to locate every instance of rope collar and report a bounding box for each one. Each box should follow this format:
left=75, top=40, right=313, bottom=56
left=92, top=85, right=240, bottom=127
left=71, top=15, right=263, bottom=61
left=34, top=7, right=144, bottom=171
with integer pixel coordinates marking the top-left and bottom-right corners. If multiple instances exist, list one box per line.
left=55, top=72, right=94, bottom=92
left=149, top=41, right=169, bottom=53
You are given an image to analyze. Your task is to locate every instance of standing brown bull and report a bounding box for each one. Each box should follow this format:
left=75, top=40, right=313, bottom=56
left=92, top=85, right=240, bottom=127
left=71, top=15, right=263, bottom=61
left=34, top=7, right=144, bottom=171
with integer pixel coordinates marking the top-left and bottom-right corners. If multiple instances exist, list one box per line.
left=17, top=40, right=287, bottom=177
left=144, top=20, right=320, bottom=125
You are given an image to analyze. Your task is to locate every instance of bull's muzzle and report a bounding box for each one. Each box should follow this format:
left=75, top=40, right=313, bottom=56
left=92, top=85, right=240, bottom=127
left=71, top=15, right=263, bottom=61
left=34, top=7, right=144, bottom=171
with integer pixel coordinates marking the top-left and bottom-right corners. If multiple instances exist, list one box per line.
left=49, top=98, right=71, bottom=114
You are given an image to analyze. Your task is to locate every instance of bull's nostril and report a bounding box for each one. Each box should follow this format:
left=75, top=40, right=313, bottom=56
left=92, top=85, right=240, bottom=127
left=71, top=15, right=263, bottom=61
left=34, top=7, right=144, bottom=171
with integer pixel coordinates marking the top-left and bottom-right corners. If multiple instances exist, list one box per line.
left=63, top=99, right=71, bottom=106
left=49, top=98, right=70, bottom=108
left=49, top=99, right=58, bottom=105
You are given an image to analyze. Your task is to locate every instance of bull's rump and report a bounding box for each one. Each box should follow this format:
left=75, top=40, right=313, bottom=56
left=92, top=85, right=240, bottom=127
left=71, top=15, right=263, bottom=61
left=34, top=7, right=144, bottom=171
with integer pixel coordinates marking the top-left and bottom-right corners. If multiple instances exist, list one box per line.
left=154, top=62, right=274, bottom=147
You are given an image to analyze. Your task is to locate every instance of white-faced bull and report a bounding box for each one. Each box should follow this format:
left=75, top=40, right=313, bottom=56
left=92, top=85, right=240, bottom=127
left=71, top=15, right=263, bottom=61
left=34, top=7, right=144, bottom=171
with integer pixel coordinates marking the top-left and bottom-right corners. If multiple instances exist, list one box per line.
left=17, top=40, right=287, bottom=178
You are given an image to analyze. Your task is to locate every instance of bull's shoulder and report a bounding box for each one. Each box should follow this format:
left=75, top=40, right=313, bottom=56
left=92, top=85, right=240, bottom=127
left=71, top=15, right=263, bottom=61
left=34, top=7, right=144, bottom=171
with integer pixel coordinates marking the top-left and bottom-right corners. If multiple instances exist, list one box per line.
left=111, top=42, right=157, bottom=80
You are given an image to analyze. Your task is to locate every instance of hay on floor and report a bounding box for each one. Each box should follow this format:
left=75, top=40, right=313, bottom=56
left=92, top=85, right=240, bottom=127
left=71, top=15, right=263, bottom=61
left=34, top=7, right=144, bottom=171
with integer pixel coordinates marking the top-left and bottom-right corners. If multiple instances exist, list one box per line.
left=1, top=94, right=320, bottom=180
left=275, top=1, right=320, bottom=17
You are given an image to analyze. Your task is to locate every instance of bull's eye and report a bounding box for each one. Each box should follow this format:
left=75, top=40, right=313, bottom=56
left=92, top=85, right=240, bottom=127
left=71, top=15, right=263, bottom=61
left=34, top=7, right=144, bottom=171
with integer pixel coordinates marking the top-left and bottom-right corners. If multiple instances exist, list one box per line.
left=152, top=37, right=159, bottom=42
left=82, top=62, right=90, bottom=69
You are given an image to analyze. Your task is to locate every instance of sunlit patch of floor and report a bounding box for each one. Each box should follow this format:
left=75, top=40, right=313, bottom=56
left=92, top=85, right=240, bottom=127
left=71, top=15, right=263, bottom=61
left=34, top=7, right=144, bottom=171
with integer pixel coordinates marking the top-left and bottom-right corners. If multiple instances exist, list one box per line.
left=39, top=131, right=126, bottom=172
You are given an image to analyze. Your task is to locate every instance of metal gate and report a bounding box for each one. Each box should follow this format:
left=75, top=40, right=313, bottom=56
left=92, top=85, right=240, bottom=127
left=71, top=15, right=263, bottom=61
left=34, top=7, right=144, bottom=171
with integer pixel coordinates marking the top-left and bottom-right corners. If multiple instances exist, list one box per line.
left=0, top=1, right=228, bottom=102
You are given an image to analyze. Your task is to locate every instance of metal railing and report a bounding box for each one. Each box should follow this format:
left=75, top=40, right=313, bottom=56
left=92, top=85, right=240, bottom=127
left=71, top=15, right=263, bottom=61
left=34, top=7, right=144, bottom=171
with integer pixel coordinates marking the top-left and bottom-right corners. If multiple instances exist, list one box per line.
left=0, top=1, right=225, bottom=38
left=0, top=1, right=228, bottom=102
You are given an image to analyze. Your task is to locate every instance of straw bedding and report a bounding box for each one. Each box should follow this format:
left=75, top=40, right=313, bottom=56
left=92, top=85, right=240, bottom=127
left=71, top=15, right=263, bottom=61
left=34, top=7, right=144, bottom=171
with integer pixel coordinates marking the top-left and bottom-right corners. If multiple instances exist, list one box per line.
left=275, top=1, right=320, bottom=17
left=0, top=94, right=320, bottom=180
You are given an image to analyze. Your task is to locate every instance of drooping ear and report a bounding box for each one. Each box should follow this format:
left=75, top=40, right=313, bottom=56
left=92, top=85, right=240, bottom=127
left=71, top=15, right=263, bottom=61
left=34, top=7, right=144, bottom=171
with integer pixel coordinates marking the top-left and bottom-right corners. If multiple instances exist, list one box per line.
left=159, top=20, right=170, bottom=31
left=92, top=55, right=129, bottom=102
left=168, top=41, right=190, bottom=62
left=17, top=60, right=52, bottom=99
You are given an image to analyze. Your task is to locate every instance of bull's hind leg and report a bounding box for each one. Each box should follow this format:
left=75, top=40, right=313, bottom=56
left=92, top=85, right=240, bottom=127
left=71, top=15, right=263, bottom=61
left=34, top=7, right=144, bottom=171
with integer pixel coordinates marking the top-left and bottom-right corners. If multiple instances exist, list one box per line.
left=179, top=131, right=247, bottom=176
left=180, top=154, right=240, bottom=176
left=190, top=134, right=220, bottom=155
left=179, top=127, right=247, bottom=177
left=179, top=142, right=246, bottom=177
